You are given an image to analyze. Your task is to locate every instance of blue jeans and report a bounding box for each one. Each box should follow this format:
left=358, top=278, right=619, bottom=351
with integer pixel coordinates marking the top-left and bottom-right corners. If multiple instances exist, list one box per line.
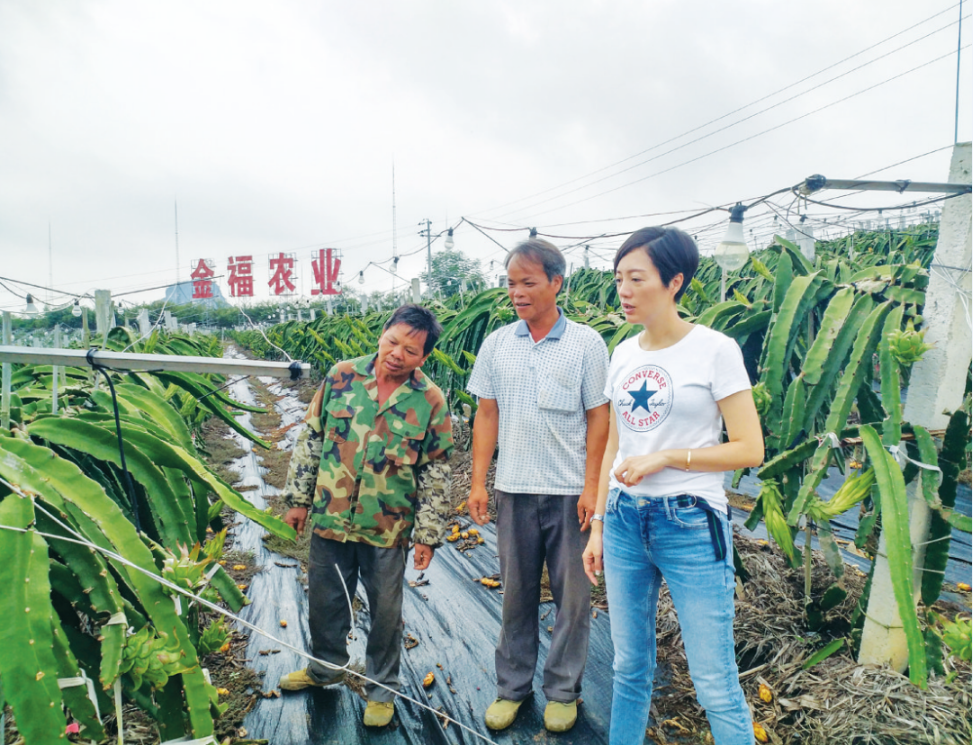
left=603, top=490, right=753, bottom=745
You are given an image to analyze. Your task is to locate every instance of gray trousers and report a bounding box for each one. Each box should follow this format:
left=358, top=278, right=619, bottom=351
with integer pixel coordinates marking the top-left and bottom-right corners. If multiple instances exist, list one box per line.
left=495, top=490, right=591, bottom=703
left=307, top=534, right=407, bottom=703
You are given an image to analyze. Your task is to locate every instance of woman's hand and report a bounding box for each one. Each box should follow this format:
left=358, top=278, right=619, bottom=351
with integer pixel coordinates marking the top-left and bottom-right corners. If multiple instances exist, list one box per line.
left=582, top=530, right=604, bottom=585
left=613, top=452, right=669, bottom=487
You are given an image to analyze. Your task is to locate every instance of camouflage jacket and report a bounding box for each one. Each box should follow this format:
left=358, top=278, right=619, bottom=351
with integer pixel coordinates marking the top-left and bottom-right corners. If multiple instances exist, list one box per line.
left=282, top=354, right=454, bottom=548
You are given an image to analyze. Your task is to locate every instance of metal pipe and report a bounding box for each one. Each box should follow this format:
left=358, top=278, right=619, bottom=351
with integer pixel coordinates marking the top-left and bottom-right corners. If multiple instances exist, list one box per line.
left=0, top=346, right=310, bottom=380
left=798, top=176, right=972, bottom=195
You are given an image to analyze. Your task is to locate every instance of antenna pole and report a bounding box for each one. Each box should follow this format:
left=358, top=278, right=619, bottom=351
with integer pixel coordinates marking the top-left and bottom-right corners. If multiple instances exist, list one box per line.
left=174, top=200, right=180, bottom=289
left=48, top=221, right=53, bottom=306
left=956, top=0, right=964, bottom=144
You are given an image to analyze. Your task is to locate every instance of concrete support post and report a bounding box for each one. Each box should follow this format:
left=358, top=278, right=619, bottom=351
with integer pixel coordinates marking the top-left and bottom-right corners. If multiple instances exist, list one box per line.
left=859, top=142, right=972, bottom=671
left=94, top=289, right=111, bottom=344
left=52, top=325, right=60, bottom=415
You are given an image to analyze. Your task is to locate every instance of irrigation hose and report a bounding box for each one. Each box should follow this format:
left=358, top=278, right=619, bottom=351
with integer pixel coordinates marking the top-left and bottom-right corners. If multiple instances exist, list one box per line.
left=86, top=348, right=141, bottom=534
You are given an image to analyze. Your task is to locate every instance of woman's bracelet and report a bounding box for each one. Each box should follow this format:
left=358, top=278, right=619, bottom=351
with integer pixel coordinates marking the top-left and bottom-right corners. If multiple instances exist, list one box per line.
left=685, top=449, right=692, bottom=472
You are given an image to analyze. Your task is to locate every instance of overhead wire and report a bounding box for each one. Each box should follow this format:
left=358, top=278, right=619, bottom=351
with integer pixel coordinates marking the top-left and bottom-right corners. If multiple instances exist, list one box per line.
left=467, top=1, right=966, bottom=221
left=485, top=14, right=969, bottom=224
left=502, top=44, right=971, bottom=225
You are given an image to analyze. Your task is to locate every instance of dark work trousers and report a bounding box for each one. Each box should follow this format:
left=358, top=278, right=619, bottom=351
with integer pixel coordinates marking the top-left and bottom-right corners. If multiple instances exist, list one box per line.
left=307, top=534, right=407, bottom=703
left=494, top=490, right=591, bottom=703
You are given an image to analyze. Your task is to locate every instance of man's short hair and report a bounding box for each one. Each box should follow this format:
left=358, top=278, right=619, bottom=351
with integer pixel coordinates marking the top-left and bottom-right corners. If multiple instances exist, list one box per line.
left=383, top=304, right=443, bottom=356
left=505, top=238, right=566, bottom=290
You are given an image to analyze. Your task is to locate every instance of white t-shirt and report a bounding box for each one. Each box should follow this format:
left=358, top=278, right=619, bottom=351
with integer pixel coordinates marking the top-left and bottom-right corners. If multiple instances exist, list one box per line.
left=605, top=325, right=751, bottom=510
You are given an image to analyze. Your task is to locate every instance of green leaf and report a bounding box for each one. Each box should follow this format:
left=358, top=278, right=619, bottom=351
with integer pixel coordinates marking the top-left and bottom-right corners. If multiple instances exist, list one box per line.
left=0, top=438, right=216, bottom=734
left=801, top=287, right=856, bottom=386
left=822, top=301, right=892, bottom=435
left=802, top=638, right=845, bottom=669
left=922, top=409, right=969, bottom=604
left=816, top=520, right=845, bottom=579
left=860, top=424, right=927, bottom=688
left=878, top=305, right=906, bottom=446
left=759, top=273, right=826, bottom=426
left=774, top=234, right=813, bottom=275
left=0, top=497, right=68, bottom=742
left=116, top=383, right=194, bottom=451
left=803, top=294, right=876, bottom=432
left=28, top=418, right=193, bottom=546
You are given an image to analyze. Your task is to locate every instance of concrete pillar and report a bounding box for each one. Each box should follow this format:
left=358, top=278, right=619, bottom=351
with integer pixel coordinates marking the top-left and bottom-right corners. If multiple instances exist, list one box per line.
left=94, top=289, right=111, bottom=343
left=797, top=226, right=815, bottom=262
left=859, top=142, right=972, bottom=671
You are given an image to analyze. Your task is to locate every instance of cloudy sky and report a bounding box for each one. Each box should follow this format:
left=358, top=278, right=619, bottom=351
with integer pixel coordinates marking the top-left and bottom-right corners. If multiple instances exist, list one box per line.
left=0, top=0, right=969, bottom=313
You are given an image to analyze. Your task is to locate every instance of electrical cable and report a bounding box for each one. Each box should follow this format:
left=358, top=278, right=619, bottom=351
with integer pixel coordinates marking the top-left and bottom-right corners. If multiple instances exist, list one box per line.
left=84, top=349, right=142, bottom=533
left=486, top=15, right=970, bottom=224
left=503, top=44, right=971, bottom=225
left=787, top=189, right=968, bottom=213
left=468, top=1, right=967, bottom=221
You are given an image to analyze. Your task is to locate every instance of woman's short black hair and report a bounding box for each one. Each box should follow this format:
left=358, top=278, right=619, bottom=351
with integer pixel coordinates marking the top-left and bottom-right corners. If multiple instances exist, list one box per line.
left=613, top=227, right=699, bottom=301
left=383, top=304, right=443, bottom=356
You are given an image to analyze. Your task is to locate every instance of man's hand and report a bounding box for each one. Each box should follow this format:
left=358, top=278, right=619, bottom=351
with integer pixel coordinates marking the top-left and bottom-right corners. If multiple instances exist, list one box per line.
left=577, top=487, right=598, bottom=532
left=284, top=506, right=309, bottom=534
left=413, top=543, right=435, bottom=571
left=468, top=483, right=491, bottom=526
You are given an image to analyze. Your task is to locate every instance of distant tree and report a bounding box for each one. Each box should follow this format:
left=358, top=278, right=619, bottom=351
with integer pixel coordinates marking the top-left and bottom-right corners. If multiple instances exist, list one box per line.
left=419, top=251, right=485, bottom=298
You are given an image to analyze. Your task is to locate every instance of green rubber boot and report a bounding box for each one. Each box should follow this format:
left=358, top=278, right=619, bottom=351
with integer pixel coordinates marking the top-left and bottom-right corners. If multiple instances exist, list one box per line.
left=484, top=697, right=525, bottom=730
left=544, top=700, right=578, bottom=732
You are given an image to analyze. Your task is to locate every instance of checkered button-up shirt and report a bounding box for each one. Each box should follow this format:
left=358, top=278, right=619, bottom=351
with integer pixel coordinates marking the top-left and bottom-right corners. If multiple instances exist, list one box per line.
left=467, top=309, right=609, bottom=494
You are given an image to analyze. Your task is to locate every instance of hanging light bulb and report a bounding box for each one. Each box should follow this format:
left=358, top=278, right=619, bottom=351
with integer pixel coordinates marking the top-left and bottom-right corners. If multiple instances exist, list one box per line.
left=444, top=228, right=454, bottom=251
left=25, top=293, right=38, bottom=314
left=72, top=299, right=82, bottom=317
left=714, top=203, right=750, bottom=272
left=358, top=270, right=365, bottom=285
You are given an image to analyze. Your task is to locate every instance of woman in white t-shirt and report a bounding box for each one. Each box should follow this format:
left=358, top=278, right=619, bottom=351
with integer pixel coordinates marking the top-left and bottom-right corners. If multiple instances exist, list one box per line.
left=582, top=226, right=764, bottom=745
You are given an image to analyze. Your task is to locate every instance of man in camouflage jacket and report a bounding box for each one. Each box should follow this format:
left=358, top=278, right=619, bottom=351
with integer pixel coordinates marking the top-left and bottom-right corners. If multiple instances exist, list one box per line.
left=278, top=305, right=453, bottom=727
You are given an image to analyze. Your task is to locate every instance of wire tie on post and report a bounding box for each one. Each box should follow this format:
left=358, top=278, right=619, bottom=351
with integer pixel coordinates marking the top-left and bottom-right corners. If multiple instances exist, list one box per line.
left=887, top=444, right=942, bottom=473
left=58, top=670, right=101, bottom=721
left=816, top=432, right=842, bottom=449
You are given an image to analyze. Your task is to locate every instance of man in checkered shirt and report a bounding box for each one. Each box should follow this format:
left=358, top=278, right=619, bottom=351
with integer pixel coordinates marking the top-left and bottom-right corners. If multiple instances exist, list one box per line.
left=467, top=238, right=610, bottom=734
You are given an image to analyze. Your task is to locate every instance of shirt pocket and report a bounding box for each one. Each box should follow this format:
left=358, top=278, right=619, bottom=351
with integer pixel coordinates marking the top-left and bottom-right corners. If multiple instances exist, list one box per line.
left=324, top=402, right=355, bottom=444
left=537, top=369, right=581, bottom=413
left=385, top=421, right=426, bottom=467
